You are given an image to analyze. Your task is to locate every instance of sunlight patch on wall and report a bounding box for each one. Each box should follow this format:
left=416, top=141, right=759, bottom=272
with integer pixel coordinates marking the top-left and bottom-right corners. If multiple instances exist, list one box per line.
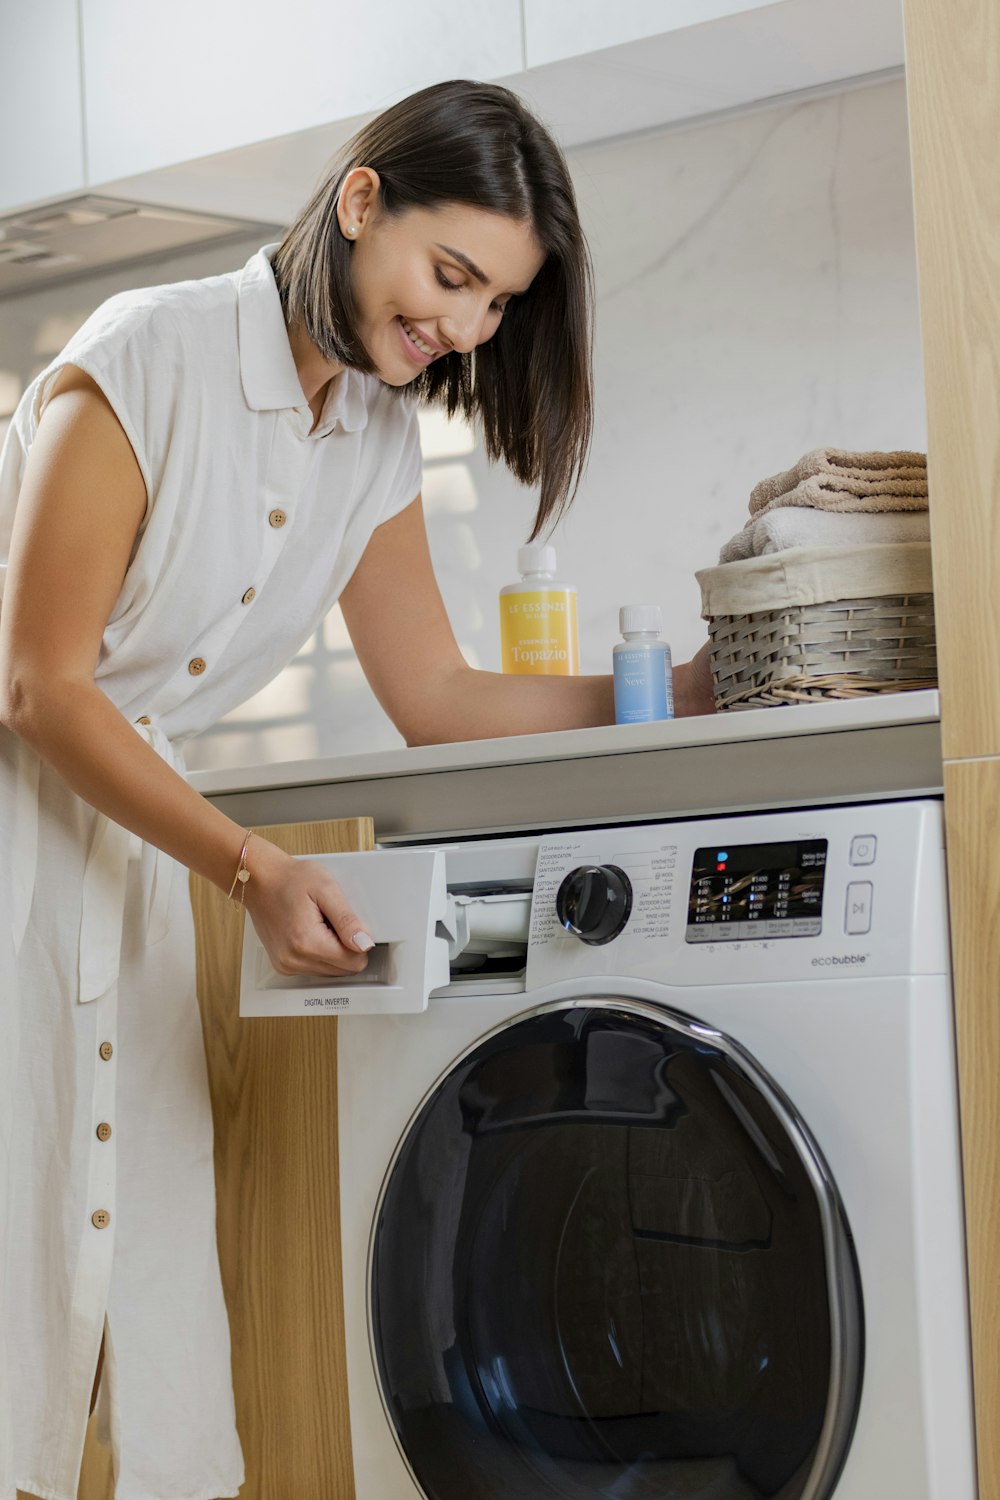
left=456, top=642, right=483, bottom=669
left=423, top=461, right=478, bottom=517
left=323, top=604, right=353, bottom=651
left=35, top=313, right=88, bottom=357
left=0, top=371, right=21, bottom=417
left=223, top=656, right=315, bottom=723
left=417, top=407, right=476, bottom=460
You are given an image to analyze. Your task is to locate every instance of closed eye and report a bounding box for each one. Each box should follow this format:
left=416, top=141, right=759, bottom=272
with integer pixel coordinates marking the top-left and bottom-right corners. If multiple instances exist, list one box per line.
left=435, top=265, right=513, bottom=315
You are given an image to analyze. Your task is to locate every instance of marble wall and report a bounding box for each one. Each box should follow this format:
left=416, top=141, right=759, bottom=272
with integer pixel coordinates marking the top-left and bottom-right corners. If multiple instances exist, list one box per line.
left=0, top=76, right=925, bottom=771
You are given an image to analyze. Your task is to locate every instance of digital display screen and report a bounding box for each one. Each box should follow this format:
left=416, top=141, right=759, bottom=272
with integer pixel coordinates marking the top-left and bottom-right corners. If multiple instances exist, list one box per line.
left=686, top=840, right=827, bottom=943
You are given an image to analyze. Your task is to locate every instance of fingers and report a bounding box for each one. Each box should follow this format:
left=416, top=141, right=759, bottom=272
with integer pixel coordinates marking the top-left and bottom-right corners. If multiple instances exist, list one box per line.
left=312, top=871, right=376, bottom=957
left=252, top=863, right=378, bottom=978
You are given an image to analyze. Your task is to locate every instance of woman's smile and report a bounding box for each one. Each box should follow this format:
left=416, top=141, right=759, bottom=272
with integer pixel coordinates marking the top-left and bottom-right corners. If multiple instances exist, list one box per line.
left=397, top=315, right=444, bottom=363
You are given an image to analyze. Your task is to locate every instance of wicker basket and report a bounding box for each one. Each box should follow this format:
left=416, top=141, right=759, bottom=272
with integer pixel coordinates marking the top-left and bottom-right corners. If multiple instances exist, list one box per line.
left=695, top=541, right=937, bottom=711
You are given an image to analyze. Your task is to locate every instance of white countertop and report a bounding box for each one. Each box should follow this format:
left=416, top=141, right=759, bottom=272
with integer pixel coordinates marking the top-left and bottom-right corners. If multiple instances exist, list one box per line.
left=191, top=689, right=941, bottom=797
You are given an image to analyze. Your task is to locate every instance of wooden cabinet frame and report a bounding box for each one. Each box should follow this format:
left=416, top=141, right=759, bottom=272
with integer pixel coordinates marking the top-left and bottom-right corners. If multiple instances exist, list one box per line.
left=904, top=1, right=1000, bottom=1492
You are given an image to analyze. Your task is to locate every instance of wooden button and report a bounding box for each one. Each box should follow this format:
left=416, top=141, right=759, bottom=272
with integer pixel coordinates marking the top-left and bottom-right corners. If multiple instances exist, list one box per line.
left=96, top=1122, right=112, bottom=1142
left=241, top=587, right=257, bottom=605
left=99, top=1041, right=113, bottom=1061
left=136, top=715, right=152, bottom=725
left=268, top=508, right=287, bottom=528
left=92, top=1209, right=111, bottom=1229
left=188, top=657, right=206, bottom=675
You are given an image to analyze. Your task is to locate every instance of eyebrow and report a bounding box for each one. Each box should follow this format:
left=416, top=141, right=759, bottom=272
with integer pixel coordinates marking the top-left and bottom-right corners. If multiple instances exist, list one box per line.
left=436, top=243, right=490, bottom=286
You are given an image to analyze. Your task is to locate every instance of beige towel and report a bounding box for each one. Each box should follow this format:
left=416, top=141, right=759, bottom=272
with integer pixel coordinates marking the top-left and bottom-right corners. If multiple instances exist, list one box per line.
left=750, top=448, right=928, bottom=516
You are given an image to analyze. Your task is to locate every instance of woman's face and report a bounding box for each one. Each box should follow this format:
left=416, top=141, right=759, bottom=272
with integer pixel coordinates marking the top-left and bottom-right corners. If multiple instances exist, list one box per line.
left=345, top=190, right=546, bottom=386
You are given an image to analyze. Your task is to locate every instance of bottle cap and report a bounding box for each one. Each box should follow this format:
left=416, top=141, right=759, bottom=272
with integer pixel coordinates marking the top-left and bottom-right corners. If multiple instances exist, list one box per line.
left=620, top=604, right=662, bottom=636
left=517, top=543, right=557, bottom=575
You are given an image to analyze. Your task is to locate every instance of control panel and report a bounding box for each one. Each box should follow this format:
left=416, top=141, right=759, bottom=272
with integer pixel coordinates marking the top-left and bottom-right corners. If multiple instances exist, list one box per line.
left=498, top=800, right=947, bottom=987
left=686, top=839, right=826, bottom=942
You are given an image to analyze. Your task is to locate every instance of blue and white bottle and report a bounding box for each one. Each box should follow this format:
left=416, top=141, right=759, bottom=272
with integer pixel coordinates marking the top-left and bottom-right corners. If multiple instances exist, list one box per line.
left=613, top=604, right=674, bottom=724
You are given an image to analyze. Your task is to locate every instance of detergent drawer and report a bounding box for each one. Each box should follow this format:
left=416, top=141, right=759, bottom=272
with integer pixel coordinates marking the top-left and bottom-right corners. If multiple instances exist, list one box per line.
left=239, top=849, right=450, bottom=1016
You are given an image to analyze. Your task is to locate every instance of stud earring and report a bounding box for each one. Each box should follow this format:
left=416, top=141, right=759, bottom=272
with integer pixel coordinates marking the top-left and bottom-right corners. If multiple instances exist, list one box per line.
left=346, top=224, right=358, bottom=237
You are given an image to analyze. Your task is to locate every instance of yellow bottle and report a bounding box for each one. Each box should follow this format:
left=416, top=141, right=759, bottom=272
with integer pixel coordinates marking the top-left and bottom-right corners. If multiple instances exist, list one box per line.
left=499, top=544, right=579, bottom=675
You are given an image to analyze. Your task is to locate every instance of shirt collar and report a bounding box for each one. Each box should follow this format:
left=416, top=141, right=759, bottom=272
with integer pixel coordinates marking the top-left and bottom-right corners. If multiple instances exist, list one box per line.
left=237, top=245, right=369, bottom=434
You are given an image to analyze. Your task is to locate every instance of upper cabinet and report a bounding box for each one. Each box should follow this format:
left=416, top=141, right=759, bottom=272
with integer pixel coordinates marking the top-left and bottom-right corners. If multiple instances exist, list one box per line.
left=80, top=0, right=525, bottom=185
left=515, top=0, right=906, bottom=149
left=523, top=0, right=786, bottom=67
left=3, top=0, right=907, bottom=222
left=0, top=0, right=85, bottom=213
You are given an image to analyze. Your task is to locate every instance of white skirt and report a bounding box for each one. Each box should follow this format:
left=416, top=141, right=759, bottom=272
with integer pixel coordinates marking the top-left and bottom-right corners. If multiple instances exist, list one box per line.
left=1, top=737, right=244, bottom=1500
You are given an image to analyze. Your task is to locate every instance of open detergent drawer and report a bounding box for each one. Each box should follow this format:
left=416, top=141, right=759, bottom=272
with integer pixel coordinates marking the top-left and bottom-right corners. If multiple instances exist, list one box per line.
left=239, top=849, right=451, bottom=1016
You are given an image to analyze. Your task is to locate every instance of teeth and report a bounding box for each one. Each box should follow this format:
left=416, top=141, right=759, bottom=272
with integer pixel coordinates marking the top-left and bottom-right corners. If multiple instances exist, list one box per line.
left=401, top=318, right=435, bottom=356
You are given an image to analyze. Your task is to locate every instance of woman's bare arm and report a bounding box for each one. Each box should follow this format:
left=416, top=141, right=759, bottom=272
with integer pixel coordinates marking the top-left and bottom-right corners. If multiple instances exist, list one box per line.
left=0, top=368, right=370, bottom=976
left=340, top=496, right=715, bottom=747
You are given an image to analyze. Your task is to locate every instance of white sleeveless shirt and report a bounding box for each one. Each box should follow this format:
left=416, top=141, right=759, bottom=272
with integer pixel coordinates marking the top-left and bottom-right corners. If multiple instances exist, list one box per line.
left=0, top=246, right=422, bottom=1499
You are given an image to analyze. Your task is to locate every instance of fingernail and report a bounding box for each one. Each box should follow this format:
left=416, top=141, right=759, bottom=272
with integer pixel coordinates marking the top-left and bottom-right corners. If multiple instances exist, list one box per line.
left=352, top=931, right=376, bottom=952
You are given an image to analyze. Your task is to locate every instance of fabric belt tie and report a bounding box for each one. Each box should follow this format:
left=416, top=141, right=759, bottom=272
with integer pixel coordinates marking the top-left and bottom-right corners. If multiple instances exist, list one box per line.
left=10, top=716, right=178, bottom=1003
left=77, top=718, right=176, bottom=1003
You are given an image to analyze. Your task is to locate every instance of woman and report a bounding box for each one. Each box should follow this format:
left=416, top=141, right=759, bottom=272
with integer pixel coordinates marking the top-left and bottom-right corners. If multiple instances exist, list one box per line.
left=0, top=80, right=714, bottom=1498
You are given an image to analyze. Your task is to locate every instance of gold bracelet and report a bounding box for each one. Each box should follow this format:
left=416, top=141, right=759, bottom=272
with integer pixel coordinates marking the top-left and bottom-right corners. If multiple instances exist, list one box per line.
left=227, top=830, right=254, bottom=906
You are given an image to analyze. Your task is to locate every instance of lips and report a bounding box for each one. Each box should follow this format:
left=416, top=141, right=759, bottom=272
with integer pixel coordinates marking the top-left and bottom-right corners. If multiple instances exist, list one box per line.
left=399, top=316, right=444, bottom=357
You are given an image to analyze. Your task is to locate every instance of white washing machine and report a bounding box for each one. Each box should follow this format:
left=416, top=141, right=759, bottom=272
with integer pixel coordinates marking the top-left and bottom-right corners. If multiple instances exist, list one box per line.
left=243, top=796, right=977, bottom=1499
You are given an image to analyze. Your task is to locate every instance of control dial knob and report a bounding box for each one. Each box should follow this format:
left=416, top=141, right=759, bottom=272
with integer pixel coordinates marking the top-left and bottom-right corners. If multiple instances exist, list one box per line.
left=555, top=864, right=633, bottom=946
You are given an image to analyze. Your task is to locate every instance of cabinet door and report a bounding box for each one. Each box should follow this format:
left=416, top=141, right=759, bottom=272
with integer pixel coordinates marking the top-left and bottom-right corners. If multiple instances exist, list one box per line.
left=0, top=0, right=85, bottom=214
left=82, top=0, right=523, bottom=185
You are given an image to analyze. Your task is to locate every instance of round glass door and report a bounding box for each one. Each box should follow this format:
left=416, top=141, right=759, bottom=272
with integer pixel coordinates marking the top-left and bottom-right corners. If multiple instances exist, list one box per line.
left=370, top=999, right=863, bottom=1500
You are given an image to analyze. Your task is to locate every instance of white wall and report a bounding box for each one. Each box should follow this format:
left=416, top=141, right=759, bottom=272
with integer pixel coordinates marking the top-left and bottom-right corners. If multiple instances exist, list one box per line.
left=0, top=77, right=925, bottom=771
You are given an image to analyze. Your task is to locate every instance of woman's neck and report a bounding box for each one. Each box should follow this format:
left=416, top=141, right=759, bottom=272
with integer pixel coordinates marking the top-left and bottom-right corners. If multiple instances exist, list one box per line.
left=287, top=322, right=346, bottom=425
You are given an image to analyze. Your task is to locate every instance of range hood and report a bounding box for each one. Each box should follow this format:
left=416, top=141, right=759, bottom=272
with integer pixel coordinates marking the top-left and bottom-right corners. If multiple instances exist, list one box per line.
left=0, top=195, right=280, bottom=297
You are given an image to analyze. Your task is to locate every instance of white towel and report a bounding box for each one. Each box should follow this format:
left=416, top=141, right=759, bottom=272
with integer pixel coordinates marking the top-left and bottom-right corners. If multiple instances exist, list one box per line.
left=719, top=507, right=931, bottom=564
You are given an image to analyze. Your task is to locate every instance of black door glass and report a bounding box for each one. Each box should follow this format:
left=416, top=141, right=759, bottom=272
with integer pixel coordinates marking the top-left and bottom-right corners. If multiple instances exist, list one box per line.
left=370, top=1003, right=862, bottom=1500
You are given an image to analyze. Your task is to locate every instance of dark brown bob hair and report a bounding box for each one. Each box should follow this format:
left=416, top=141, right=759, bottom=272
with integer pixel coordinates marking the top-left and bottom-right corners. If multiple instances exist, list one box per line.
left=272, top=79, right=594, bottom=537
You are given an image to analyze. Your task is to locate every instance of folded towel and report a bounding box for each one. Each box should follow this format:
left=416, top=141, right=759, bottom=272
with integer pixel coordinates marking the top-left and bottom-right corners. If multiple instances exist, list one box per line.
left=718, top=507, right=931, bottom=564
left=750, top=448, right=928, bottom=516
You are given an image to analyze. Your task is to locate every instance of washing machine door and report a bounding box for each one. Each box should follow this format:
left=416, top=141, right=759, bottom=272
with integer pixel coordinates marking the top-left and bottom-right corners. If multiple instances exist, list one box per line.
left=369, top=998, right=863, bottom=1500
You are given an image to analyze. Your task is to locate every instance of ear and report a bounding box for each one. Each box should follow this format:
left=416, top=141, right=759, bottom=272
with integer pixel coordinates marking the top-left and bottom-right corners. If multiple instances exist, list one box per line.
left=337, top=168, right=381, bottom=240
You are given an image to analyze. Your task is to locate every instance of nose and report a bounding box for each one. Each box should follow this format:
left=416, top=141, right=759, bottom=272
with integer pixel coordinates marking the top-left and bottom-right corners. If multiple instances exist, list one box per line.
left=439, top=300, right=493, bottom=355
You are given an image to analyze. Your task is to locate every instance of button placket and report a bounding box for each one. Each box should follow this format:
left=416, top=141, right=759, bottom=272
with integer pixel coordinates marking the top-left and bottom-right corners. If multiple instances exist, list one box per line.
left=135, top=418, right=315, bottom=722
left=246, top=416, right=315, bottom=605
left=88, top=999, right=117, bottom=1248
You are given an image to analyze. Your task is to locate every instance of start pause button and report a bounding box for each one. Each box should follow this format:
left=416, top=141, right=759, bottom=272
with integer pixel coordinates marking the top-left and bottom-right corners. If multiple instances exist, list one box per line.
left=845, top=881, right=873, bottom=935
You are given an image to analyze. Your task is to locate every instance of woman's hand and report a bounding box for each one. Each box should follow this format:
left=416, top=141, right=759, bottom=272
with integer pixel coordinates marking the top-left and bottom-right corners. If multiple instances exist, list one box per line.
left=675, top=641, right=718, bottom=717
left=243, top=839, right=376, bottom=978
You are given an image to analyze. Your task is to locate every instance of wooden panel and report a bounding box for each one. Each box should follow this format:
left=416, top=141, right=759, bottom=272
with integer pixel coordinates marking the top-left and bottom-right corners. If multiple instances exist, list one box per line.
left=942, top=758, right=1000, bottom=1496
left=75, top=1417, right=114, bottom=1498
left=18, top=1414, right=115, bottom=1500
left=189, top=817, right=373, bottom=1500
left=904, top=0, right=1000, bottom=759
